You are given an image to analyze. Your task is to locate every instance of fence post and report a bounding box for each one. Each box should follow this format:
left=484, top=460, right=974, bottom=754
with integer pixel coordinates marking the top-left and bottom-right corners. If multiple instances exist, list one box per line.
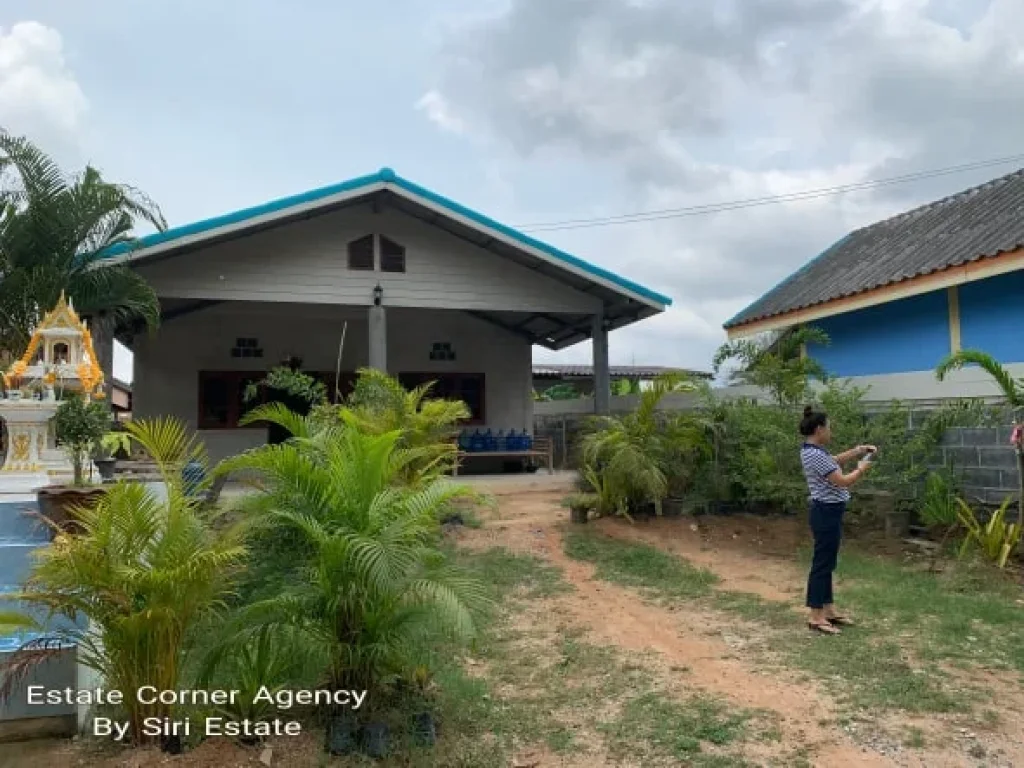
left=561, top=416, right=568, bottom=469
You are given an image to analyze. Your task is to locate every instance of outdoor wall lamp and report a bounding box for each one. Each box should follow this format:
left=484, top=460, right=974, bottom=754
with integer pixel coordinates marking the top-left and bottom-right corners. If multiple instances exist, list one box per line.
left=372, top=284, right=383, bottom=306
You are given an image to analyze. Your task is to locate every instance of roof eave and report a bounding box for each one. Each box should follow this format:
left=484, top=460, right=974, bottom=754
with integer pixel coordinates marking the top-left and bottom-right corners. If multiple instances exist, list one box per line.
left=725, top=245, right=1024, bottom=339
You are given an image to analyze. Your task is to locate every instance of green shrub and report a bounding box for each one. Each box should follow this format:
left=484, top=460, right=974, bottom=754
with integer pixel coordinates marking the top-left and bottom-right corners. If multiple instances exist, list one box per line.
left=579, top=373, right=709, bottom=516
left=53, top=392, right=111, bottom=485
left=685, top=382, right=1000, bottom=514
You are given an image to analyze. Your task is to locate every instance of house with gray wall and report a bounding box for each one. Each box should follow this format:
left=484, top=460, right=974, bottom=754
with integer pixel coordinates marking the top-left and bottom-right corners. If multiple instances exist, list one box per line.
left=100, top=168, right=672, bottom=462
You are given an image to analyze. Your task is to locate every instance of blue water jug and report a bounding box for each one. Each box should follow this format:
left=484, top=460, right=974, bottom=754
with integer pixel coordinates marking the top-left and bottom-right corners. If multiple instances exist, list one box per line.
left=507, top=429, right=518, bottom=451
left=469, top=429, right=484, bottom=452
left=484, top=429, right=496, bottom=452
left=523, top=432, right=533, bottom=451
left=496, top=430, right=506, bottom=451
left=182, top=459, right=206, bottom=498
left=457, top=430, right=469, bottom=451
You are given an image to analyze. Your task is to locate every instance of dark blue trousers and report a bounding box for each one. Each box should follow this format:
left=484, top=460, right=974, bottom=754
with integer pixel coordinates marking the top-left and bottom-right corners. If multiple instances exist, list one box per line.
left=806, top=500, right=846, bottom=609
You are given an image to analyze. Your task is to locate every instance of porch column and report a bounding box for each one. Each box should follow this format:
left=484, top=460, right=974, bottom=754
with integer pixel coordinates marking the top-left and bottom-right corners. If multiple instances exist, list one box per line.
left=592, top=311, right=610, bottom=415
left=368, top=304, right=387, bottom=372
left=90, top=315, right=115, bottom=405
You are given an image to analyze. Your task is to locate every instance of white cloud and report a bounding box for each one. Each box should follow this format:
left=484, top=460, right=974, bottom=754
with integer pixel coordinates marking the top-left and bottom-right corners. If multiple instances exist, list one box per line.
left=0, top=21, right=87, bottom=141
left=426, top=0, right=1024, bottom=369
left=416, top=90, right=467, bottom=136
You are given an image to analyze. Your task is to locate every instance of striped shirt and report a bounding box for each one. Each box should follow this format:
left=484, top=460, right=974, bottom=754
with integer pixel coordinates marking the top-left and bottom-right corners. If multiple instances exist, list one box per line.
left=800, top=443, right=850, bottom=503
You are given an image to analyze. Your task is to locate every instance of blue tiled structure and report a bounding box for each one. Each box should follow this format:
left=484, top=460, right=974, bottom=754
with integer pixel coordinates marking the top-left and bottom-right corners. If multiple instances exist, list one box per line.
left=0, top=498, right=78, bottom=725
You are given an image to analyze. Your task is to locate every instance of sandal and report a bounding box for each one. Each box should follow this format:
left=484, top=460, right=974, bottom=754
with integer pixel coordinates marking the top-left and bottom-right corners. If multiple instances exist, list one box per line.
left=826, top=615, right=855, bottom=627
left=808, top=621, right=841, bottom=635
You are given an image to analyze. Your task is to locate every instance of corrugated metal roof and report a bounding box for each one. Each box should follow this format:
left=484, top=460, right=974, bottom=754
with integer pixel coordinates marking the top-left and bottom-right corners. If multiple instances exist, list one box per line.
left=724, top=167, right=1024, bottom=329
left=532, top=364, right=711, bottom=379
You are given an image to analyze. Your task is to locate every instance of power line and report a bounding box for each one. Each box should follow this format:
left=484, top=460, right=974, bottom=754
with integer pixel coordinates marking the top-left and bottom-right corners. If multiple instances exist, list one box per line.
left=516, top=153, right=1024, bottom=233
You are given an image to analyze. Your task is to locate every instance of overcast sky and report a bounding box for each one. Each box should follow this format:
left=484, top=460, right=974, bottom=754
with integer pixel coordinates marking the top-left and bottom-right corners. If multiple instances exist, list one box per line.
left=3, top=0, right=1023, bottom=382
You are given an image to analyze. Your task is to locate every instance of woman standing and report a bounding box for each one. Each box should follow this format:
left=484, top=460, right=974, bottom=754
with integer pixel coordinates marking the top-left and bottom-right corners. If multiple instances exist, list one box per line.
left=799, top=406, right=875, bottom=635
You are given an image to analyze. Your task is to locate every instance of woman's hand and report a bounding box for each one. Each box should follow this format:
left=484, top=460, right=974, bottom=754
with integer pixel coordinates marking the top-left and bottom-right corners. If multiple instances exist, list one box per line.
left=856, top=445, right=877, bottom=457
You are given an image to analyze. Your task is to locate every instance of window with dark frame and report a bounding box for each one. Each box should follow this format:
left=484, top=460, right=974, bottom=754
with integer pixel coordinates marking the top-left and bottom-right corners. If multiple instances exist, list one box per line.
left=347, top=234, right=375, bottom=270
left=379, top=236, right=406, bottom=273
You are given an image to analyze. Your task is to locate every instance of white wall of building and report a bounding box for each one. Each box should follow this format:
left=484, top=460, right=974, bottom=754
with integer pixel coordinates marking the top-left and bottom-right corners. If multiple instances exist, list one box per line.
left=132, top=302, right=532, bottom=463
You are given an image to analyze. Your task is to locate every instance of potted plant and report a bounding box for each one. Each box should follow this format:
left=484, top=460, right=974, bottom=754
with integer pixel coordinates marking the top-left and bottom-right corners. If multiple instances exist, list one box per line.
left=37, top=392, right=111, bottom=535
left=5, top=371, right=22, bottom=400
left=565, top=492, right=597, bottom=524
left=92, top=442, right=118, bottom=482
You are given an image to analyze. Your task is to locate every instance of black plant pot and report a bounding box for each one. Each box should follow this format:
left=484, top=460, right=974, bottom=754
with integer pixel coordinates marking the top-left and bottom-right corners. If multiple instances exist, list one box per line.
left=94, top=457, right=116, bottom=482
left=326, top=714, right=358, bottom=755
left=569, top=505, right=589, bottom=524
left=663, top=498, right=685, bottom=517
left=629, top=501, right=657, bottom=519
left=413, top=712, right=438, bottom=746
left=360, top=721, right=390, bottom=759
left=161, top=734, right=183, bottom=754
left=441, top=511, right=465, bottom=526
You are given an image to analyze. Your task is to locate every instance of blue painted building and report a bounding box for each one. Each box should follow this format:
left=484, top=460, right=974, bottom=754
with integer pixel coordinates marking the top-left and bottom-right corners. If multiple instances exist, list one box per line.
left=724, top=169, right=1024, bottom=393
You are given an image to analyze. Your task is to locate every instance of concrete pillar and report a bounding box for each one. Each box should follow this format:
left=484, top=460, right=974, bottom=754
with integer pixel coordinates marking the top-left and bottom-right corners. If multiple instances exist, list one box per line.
left=368, top=305, right=387, bottom=372
left=90, top=316, right=115, bottom=405
left=592, top=312, right=610, bottom=415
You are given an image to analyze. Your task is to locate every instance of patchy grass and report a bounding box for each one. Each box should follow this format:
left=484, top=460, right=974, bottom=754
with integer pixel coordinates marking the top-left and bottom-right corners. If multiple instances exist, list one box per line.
left=600, top=692, right=754, bottom=766
left=564, top=529, right=719, bottom=599
left=456, top=545, right=572, bottom=600
left=564, top=530, right=1023, bottom=718
left=834, top=550, right=1024, bottom=673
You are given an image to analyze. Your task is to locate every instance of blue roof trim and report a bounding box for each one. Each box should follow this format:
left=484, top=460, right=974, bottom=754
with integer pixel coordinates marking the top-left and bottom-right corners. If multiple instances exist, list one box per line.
left=383, top=171, right=672, bottom=307
left=100, top=171, right=384, bottom=258
left=723, top=233, right=851, bottom=328
left=101, top=167, right=672, bottom=308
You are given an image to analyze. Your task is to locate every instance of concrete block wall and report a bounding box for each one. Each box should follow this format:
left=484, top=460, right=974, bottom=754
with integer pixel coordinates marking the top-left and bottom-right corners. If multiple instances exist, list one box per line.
left=939, top=426, right=1021, bottom=506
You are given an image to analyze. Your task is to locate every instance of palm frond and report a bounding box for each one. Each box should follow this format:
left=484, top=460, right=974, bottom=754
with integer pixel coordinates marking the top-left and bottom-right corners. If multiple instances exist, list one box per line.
left=936, top=349, right=1024, bottom=407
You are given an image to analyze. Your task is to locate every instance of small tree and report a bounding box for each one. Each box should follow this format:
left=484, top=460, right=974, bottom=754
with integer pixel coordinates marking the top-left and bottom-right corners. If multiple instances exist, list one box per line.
left=52, top=392, right=110, bottom=485
left=713, top=326, right=830, bottom=406
left=936, top=349, right=1024, bottom=523
left=580, top=372, right=708, bottom=516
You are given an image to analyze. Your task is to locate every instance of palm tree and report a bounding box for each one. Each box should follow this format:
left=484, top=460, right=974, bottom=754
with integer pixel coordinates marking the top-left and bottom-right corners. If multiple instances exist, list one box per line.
left=216, top=410, right=489, bottom=696
left=581, top=372, right=709, bottom=517
left=343, top=368, right=470, bottom=483
left=0, top=132, right=166, bottom=370
left=0, top=418, right=246, bottom=746
left=936, top=349, right=1024, bottom=522
left=712, top=326, right=830, bottom=406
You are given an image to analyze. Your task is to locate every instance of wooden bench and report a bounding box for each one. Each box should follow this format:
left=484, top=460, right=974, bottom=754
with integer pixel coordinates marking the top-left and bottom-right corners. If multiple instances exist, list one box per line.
left=454, top=437, right=554, bottom=475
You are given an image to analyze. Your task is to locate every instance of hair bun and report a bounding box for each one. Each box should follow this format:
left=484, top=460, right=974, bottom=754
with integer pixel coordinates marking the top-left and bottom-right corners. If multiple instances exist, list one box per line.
left=803, top=405, right=814, bottom=418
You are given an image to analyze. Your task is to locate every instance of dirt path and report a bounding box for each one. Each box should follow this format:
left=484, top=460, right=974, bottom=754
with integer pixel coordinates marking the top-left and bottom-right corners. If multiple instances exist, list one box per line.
left=460, top=489, right=1024, bottom=768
